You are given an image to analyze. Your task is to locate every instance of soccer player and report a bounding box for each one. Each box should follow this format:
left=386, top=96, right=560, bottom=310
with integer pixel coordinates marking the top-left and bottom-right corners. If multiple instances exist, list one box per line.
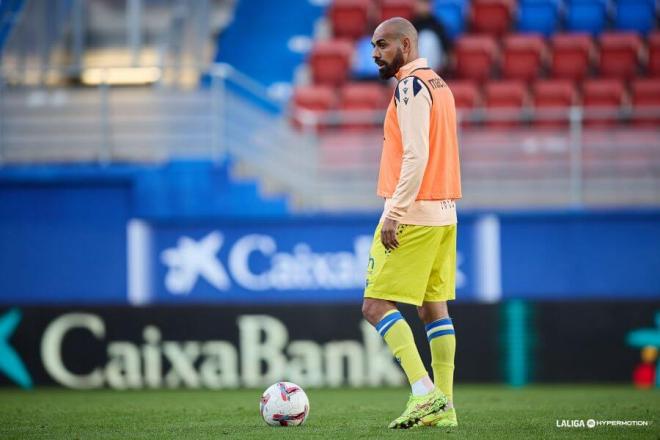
left=362, top=17, right=461, bottom=429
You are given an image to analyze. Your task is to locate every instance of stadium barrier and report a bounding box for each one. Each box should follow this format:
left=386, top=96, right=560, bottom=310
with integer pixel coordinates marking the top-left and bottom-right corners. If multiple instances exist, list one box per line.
left=0, top=302, right=657, bottom=389
left=0, top=174, right=660, bottom=305
left=2, top=64, right=659, bottom=210
left=1, top=178, right=658, bottom=306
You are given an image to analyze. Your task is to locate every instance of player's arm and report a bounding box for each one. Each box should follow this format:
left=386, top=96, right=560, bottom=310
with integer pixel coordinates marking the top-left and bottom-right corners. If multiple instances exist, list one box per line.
left=381, top=77, right=431, bottom=250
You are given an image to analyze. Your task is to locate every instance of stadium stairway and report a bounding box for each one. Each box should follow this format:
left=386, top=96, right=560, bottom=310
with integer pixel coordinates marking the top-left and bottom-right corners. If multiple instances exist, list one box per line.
left=0, top=0, right=25, bottom=53
left=1, top=74, right=385, bottom=212
left=215, top=0, right=328, bottom=97
left=0, top=160, right=289, bottom=219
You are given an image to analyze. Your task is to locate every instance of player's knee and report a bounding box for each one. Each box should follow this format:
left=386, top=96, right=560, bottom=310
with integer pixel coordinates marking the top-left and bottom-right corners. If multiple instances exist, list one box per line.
left=417, top=306, right=430, bottom=322
left=417, top=302, right=449, bottom=324
left=361, top=301, right=376, bottom=324
left=362, top=300, right=385, bottom=325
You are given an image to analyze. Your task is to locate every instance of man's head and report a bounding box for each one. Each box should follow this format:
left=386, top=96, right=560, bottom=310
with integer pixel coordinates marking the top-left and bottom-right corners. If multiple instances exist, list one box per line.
left=371, top=17, right=419, bottom=79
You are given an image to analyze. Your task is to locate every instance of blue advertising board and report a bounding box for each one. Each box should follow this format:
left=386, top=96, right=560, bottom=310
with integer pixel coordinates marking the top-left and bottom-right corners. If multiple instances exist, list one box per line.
left=128, top=216, right=484, bottom=305
left=0, top=183, right=130, bottom=304
left=1, top=178, right=659, bottom=305
left=499, top=211, right=660, bottom=299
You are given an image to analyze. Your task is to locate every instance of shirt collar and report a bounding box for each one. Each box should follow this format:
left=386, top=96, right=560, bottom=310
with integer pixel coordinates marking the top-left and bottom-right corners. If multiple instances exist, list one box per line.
left=395, top=58, right=429, bottom=80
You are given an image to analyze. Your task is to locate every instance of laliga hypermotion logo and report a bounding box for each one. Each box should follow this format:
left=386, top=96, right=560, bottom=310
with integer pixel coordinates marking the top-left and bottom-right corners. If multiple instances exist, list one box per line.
left=0, top=308, right=32, bottom=389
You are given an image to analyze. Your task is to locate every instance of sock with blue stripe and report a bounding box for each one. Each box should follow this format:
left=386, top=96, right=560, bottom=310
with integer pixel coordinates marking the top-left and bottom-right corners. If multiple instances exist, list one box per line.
left=375, top=310, right=431, bottom=394
left=426, top=316, right=456, bottom=402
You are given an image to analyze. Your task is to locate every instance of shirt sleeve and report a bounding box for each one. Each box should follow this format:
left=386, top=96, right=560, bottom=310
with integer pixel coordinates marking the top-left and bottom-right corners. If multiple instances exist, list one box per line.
left=384, top=76, right=431, bottom=221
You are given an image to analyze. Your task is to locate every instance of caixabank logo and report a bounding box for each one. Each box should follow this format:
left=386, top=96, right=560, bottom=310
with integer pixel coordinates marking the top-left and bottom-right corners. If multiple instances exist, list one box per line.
left=0, top=308, right=32, bottom=389
left=126, top=219, right=480, bottom=305
left=0, top=306, right=406, bottom=390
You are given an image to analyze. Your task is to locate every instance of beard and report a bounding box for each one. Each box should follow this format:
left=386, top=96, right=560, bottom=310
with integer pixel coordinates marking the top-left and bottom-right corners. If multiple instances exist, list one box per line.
left=376, top=48, right=405, bottom=80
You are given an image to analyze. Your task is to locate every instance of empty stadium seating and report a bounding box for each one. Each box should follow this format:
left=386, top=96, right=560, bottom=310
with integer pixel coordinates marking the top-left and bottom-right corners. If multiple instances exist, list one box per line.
left=380, top=0, right=415, bottom=21
left=450, top=81, right=480, bottom=108
left=454, top=35, right=498, bottom=81
left=293, top=0, right=660, bottom=129
left=339, top=82, right=389, bottom=130
left=340, top=83, right=387, bottom=109
left=329, top=0, right=371, bottom=41
left=309, top=40, right=353, bottom=86
left=598, top=32, right=642, bottom=79
left=448, top=80, right=480, bottom=124
left=517, top=0, right=561, bottom=37
left=566, top=0, right=608, bottom=36
left=484, top=80, right=528, bottom=127
left=471, top=0, right=515, bottom=37
left=614, top=0, right=656, bottom=35
left=649, top=32, right=660, bottom=77
left=582, top=79, right=625, bottom=126
left=292, top=85, right=336, bottom=129
left=631, top=78, right=660, bottom=126
left=502, top=34, right=547, bottom=82
left=434, top=0, right=467, bottom=39
left=550, top=33, right=594, bottom=81
left=533, top=79, right=577, bottom=126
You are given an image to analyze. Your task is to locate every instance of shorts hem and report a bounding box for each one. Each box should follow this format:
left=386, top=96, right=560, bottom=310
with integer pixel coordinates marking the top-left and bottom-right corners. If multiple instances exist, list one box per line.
left=422, top=296, right=456, bottom=303
left=364, top=290, right=423, bottom=307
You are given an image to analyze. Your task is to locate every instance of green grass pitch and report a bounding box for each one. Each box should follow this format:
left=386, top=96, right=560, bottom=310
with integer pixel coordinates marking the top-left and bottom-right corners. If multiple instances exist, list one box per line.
left=0, top=385, right=658, bottom=439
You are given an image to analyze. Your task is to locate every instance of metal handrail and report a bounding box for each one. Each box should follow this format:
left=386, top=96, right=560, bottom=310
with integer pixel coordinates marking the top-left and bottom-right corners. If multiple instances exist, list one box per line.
left=290, top=105, right=660, bottom=127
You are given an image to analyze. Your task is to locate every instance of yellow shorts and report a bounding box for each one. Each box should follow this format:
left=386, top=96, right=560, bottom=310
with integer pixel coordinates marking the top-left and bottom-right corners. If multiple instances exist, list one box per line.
left=364, top=223, right=457, bottom=306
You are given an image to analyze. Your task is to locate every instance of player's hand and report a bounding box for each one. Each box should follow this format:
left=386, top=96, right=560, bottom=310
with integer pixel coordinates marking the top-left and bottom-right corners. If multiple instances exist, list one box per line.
left=381, top=217, right=399, bottom=251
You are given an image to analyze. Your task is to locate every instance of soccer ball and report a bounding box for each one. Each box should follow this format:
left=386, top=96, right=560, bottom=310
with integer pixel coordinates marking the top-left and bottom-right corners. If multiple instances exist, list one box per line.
left=259, top=381, right=310, bottom=427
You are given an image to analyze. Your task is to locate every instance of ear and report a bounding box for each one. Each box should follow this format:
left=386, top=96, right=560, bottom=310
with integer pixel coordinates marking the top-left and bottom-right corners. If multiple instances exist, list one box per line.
left=401, top=36, right=411, bottom=54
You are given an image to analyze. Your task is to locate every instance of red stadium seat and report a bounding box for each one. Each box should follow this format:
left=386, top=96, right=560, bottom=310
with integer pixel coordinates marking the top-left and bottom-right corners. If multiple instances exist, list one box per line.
left=647, top=32, right=660, bottom=77
left=471, top=0, right=515, bottom=37
left=550, top=33, right=594, bottom=82
left=454, top=35, right=499, bottom=81
left=502, top=34, right=547, bottom=83
left=631, top=78, right=660, bottom=126
left=329, top=0, right=371, bottom=40
left=448, top=81, right=481, bottom=125
left=380, top=0, right=415, bottom=20
left=292, top=85, right=336, bottom=130
left=338, top=82, right=389, bottom=130
left=340, top=82, right=388, bottom=110
left=598, top=32, right=642, bottom=79
left=293, top=85, right=336, bottom=111
left=532, top=79, right=577, bottom=126
left=484, top=80, right=528, bottom=127
left=309, top=39, right=354, bottom=87
left=582, top=79, right=625, bottom=126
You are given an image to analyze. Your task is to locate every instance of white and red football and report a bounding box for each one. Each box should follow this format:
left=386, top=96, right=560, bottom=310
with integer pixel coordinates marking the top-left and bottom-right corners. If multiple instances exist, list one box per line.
left=259, top=381, right=310, bottom=427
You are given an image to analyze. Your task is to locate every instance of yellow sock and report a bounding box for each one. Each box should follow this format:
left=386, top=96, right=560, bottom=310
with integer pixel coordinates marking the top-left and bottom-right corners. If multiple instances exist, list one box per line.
left=426, top=317, right=456, bottom=401
left=376, top=310, right=428, bottom=385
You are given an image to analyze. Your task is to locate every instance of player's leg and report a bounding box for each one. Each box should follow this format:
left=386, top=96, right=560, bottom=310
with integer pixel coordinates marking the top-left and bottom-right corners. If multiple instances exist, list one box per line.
left=362, top=298, right=447, bottom=429
left=417, top=301, right=458, bottom=427
left=418, top=301, right=455, bottom=405
left=416, top=224, right=458, bottom=427
left=362, top=298, right=432, bottom=395
left=363, top=223, right=448, bottom=428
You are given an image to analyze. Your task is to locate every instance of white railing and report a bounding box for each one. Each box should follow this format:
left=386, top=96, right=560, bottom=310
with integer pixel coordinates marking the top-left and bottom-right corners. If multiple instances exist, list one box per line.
left=291, top=105, right=660, bottom=208
left=0, top=63, right=330, bottom=209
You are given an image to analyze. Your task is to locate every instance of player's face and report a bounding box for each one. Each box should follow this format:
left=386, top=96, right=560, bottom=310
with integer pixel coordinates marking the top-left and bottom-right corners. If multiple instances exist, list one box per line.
left=371, top=35, right=405, bottom=80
